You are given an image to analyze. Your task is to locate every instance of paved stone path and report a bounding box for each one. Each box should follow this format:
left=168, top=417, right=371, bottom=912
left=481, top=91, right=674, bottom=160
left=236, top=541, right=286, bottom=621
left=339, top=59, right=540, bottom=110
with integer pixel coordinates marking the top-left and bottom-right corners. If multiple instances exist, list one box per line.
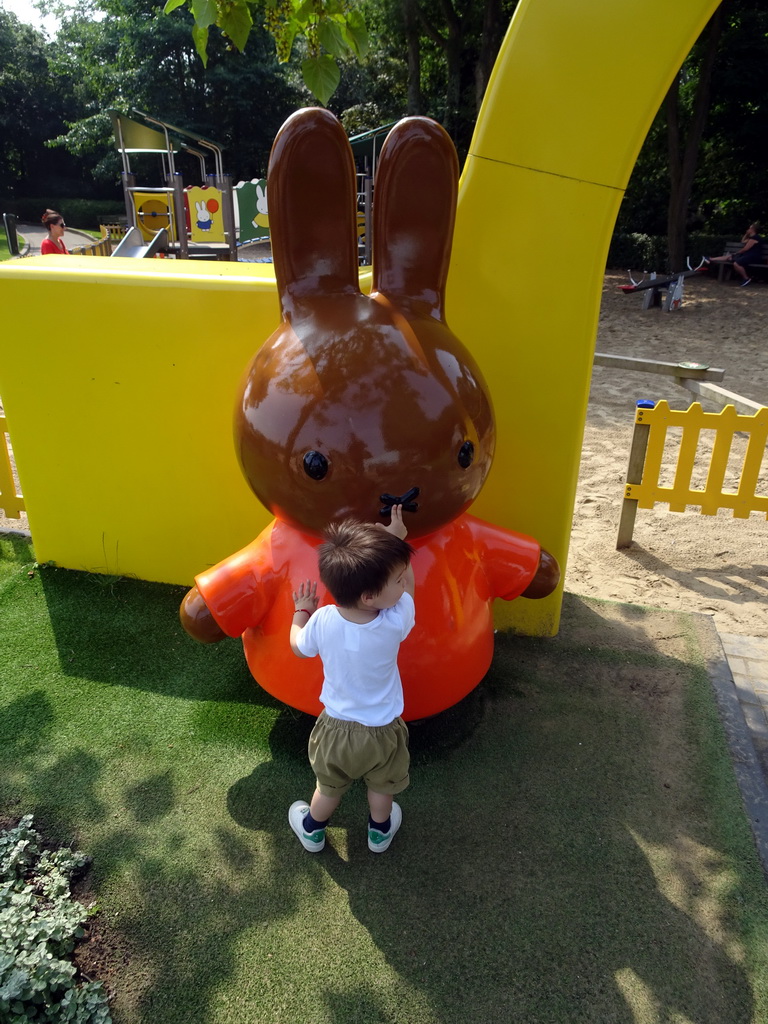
left=15, top=222, right=94, bottom=255
left=720, top=633, right=768, bottom=777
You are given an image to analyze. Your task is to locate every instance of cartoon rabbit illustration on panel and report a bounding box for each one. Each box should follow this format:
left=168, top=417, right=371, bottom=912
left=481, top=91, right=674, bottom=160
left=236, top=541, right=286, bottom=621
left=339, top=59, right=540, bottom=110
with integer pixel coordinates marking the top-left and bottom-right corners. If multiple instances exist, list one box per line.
left=252, top=180, right=269, bottom=229
left=180, top=108, right=560, bottom=720
left=195, top=200, right=212, bottom=232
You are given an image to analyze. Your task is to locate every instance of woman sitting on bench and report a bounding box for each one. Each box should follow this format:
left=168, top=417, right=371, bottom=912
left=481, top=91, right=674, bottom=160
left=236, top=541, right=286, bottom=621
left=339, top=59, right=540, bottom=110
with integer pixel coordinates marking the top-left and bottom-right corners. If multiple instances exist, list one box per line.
left=704, top=222, right=761, bottom=286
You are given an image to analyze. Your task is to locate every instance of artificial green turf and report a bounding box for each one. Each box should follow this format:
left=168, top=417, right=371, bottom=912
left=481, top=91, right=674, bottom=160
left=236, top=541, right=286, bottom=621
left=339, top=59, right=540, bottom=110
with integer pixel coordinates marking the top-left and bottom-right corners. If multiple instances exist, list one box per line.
left=2, top=532, right=768, bottom=1023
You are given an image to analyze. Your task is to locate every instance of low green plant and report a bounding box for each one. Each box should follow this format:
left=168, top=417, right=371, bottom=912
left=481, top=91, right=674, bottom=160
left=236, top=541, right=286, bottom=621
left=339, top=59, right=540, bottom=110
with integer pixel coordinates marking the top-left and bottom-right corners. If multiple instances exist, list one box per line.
left=0, top=817, right=111, bottom=1024
left=0, top=199, right=124, bottom=232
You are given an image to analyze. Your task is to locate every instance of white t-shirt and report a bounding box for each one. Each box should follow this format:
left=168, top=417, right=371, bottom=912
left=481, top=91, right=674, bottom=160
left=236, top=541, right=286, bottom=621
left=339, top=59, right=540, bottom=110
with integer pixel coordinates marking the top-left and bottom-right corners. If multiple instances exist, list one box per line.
left=295, top=593, right=415, bottom=727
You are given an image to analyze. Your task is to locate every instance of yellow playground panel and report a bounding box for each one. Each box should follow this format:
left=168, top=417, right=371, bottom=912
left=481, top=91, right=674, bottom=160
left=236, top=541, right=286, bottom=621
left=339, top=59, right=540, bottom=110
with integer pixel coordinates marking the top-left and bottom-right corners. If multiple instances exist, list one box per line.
left=133, top=190, right=177, bottom=243
left=0, top=0, right=722, bottom=636
left=186, top=185, right=226, bottom=244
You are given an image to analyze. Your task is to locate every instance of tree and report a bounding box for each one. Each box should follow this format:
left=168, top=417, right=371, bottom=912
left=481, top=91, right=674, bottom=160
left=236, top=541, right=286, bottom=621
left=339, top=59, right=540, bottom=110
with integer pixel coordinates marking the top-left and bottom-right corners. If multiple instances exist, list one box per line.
left=619, top=0, right=768, bottom=265
left=393, top=0, right=516, bottom=155
left=665, top=4, right=724, bottom=271
left=0, top=9, right=86, bottom=197
left=164, top=0, right=369, bottom=105
left=47, top=0, right=304, bottom=185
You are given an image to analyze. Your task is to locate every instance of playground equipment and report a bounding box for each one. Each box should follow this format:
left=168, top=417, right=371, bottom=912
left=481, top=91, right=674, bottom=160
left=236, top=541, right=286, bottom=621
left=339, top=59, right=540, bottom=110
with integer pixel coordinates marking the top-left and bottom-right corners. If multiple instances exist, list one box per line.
left=620, top=260, right=708, bottom=310
left=0, top=0, right=723, bottom=642
left=348, top=122, right=396, bottom=266
left=111, top=226, right=169, bottom=259
left=109, top=108, right=237, bottom=260
left=233, top=178, right=270, bottom=247
left=180, top=109, right=560, bottom=721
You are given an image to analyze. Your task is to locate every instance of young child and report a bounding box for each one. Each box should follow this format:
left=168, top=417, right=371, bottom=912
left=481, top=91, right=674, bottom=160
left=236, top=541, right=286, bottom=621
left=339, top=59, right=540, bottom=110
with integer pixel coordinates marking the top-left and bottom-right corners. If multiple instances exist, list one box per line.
left=289, top=505, right=415, bottom=854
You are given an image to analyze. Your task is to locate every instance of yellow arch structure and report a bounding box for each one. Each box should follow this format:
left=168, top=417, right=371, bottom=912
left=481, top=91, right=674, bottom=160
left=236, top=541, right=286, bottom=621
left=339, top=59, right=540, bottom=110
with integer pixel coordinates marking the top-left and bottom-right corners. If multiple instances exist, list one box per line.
left=450, top=0, right=720, bottom=633
left=0, top=0, right=719, bottom=637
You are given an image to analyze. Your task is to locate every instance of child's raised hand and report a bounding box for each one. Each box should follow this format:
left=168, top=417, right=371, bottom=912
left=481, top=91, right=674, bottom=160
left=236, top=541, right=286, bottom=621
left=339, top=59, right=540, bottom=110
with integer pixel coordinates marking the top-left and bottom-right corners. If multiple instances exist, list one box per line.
left=381, top=504, right=408, bottom=540
left=293, top=579, right=319, bottom=615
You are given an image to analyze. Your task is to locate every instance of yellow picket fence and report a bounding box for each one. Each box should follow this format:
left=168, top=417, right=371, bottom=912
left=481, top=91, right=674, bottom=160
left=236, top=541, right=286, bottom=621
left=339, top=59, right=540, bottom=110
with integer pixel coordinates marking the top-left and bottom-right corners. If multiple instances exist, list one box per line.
left=617, top=400, right=768, bottom=547
left=0, top=414, right=24, bottom=519
left=70, top=235, right=113, bottom=257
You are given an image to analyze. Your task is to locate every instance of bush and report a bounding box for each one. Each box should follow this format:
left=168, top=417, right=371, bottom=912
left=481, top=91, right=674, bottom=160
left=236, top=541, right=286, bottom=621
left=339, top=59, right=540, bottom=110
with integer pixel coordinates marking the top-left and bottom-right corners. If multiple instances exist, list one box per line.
left=685, top=233, right=731, bottom=264
left=0, top=199, right=124, bottom=231
left=606, top=232, right=735, bottom=272
left=0, top=816, right=112, bottom=1024
left=607, top=233, right=668, bottom=272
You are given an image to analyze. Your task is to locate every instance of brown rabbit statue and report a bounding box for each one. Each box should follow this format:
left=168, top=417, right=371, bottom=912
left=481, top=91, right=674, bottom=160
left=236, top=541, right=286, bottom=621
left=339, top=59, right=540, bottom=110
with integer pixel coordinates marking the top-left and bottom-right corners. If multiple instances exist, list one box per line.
left=180, top=108, right=560, bottom=720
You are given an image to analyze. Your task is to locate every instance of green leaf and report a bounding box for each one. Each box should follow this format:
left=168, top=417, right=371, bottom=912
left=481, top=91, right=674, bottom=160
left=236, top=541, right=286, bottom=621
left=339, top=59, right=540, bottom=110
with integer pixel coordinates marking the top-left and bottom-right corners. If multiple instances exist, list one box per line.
left=163, top=0, right=187, bottom=12
left=301, top=53, right=340, bottom=105
left=192, top=23, right=209, bottom=65
left=274, top=18, right=299, bottom=62
left=294, top=0, right=315, bottom=26
left=317, top=18, right=346, bottom=57
left=341, top=9, right=368, bottom=59
left=220, top=2, right=253, bottom=51
left=191, top=0, right=217, bottom=29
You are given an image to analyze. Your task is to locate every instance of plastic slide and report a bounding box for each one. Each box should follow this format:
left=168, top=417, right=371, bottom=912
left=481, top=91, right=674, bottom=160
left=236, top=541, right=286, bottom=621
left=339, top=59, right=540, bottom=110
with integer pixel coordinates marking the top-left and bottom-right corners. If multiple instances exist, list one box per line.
left=111, top=226, right=169, bottom=258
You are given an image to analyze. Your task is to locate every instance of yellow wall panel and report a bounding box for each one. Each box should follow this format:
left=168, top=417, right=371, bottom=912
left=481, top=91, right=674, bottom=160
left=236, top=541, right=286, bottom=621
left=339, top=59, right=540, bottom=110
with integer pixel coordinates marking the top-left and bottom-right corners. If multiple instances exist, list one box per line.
left=0, top=257, right=277, bottom=583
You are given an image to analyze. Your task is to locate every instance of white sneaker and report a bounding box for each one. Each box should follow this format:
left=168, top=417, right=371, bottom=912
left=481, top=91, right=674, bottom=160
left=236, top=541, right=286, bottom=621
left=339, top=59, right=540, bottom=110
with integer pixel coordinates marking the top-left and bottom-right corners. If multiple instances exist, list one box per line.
left=289, top=800, right=325, bottom=852
left=368, top=802, right=402, bottom=853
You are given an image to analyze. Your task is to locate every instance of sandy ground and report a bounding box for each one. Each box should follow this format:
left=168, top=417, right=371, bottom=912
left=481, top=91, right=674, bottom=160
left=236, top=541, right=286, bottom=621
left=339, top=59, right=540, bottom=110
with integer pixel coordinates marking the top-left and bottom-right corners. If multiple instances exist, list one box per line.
left=568, top=270, right=768, bottom=638
left=2, top=268, right=767, bottom=636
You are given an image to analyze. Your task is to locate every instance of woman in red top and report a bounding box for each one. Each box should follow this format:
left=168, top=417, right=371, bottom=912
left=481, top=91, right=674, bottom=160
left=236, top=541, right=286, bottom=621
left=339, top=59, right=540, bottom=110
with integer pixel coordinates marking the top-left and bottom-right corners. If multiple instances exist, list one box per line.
left=40, top=209, right=69, bottom=255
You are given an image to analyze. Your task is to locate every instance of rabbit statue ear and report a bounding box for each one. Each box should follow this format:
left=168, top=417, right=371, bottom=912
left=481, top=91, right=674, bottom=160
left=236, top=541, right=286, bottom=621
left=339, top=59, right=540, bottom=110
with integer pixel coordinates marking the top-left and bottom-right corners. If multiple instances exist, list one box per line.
left=267, top=108, right=360, bottom=314
left=372, top=117, right=459, bottom=318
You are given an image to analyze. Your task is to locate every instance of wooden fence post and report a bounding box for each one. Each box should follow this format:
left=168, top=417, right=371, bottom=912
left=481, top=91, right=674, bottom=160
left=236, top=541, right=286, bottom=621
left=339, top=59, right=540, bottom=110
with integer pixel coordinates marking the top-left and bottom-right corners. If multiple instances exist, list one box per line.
left=616, top=400, right=655, bottom=549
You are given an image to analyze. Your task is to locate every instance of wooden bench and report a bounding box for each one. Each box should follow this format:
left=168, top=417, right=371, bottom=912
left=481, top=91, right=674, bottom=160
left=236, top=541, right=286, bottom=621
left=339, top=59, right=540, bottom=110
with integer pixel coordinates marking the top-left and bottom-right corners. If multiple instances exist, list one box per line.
left=714, top=240, right=768, bottom=281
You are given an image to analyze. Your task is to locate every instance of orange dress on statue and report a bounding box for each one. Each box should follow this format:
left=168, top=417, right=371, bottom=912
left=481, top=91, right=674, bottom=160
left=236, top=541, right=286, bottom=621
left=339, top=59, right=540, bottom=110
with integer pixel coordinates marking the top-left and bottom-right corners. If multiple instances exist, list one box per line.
left=195, top=514, right=540, bottom=721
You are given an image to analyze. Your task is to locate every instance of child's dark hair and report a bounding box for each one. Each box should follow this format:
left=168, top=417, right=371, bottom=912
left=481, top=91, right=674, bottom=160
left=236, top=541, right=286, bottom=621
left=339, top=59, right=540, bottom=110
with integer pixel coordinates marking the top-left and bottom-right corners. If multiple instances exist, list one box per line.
left=319, top=519, right=415, bottom=607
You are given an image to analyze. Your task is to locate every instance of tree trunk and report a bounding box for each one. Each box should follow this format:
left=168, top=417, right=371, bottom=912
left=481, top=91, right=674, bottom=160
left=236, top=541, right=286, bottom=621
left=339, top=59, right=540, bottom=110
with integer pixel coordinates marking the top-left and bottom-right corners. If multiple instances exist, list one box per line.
left=665, top=4, right=725, bottom=271
left=403, top=0, right=422, bottom=114
left=414, top=0, right=463, bottom=136
left=475, top=0, right=506, bottom=112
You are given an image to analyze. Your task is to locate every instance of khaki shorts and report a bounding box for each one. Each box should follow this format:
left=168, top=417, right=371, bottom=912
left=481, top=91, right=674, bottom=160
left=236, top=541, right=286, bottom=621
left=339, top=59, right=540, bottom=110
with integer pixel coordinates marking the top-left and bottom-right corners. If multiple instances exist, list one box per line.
left=309, top=711, right=410, bottom=797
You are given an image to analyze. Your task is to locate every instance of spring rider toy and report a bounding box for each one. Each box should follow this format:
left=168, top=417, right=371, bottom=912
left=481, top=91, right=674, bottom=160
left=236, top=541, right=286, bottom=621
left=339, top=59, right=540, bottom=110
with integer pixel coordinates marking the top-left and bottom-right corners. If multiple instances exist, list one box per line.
left=180, top=108, right=560, bottom=720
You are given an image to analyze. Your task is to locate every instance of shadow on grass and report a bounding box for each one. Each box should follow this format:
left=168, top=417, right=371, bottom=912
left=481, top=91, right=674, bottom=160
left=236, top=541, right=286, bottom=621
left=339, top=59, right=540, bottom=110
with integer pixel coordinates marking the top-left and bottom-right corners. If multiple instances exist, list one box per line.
left=219, top=596, right=755, bottom=1023
left=36, top=560, right=259, bottom=704
left=1, top=690, right=109, bottom=836
left=2, top=543, right=762, bottom=1023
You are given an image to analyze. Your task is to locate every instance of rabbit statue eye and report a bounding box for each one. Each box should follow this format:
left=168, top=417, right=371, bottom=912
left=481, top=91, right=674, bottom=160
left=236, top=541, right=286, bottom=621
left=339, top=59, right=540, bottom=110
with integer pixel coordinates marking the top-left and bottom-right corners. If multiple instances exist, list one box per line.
left=303, top=451, right=329, bottom=480
left=457, top=441, right=475, bottom=469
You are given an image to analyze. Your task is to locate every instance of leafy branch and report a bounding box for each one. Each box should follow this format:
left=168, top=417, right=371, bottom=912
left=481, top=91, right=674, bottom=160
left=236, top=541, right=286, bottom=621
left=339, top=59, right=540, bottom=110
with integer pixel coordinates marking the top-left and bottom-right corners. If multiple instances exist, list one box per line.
left=163, top=0, right=368, bottom=105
